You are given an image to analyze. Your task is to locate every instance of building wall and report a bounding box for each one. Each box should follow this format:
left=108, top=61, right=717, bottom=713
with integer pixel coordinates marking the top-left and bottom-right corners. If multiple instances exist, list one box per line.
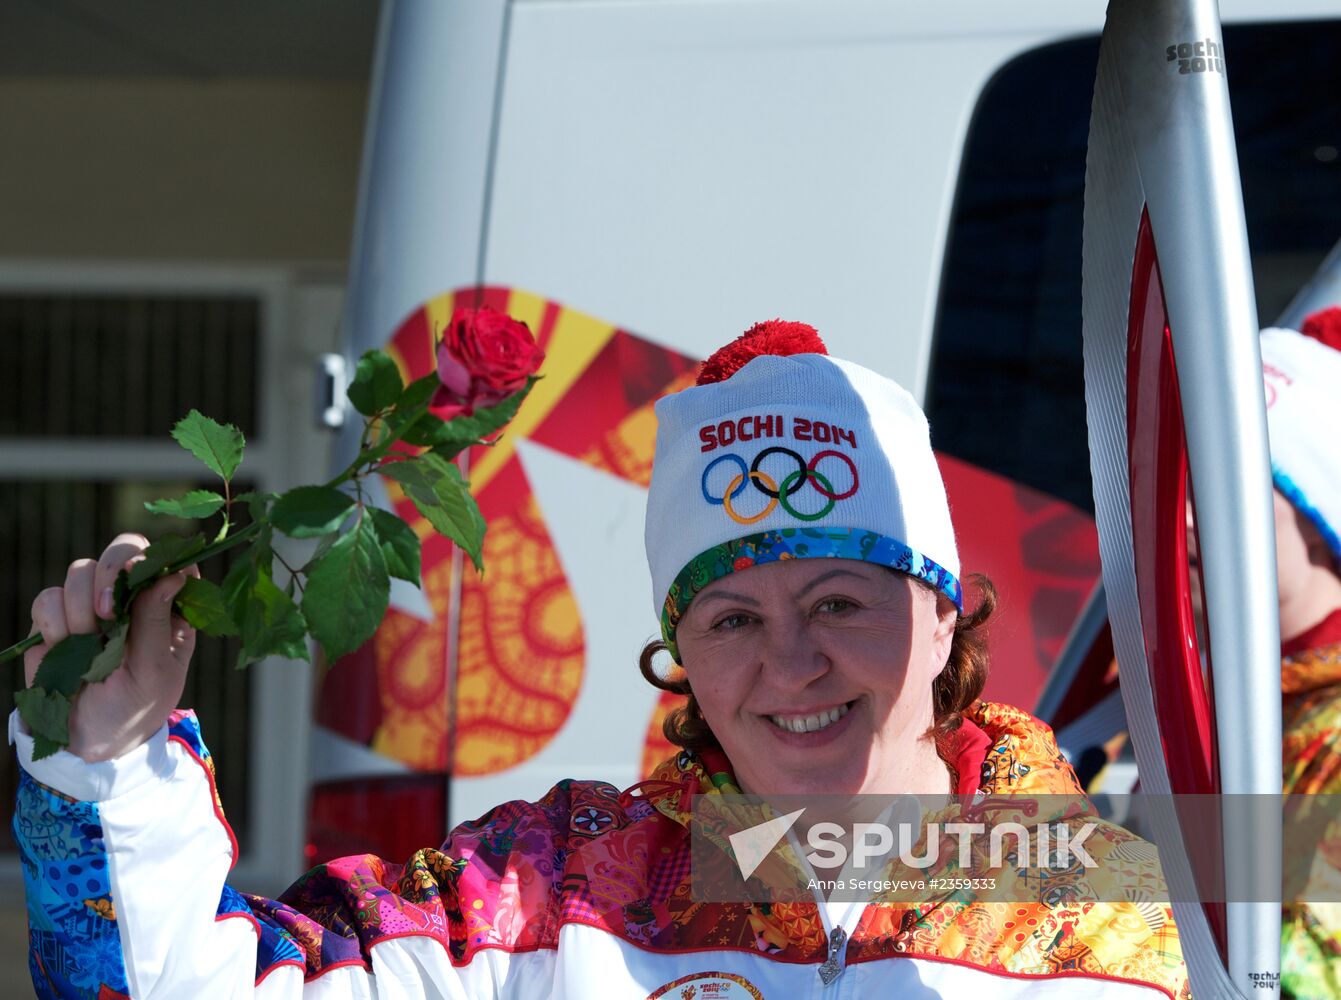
left=0, top=78, right=366, bottom=261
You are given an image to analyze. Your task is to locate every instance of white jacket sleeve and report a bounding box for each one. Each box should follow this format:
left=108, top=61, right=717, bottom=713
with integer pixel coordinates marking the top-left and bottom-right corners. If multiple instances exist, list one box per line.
left=10, top=710, right=554, bottom=999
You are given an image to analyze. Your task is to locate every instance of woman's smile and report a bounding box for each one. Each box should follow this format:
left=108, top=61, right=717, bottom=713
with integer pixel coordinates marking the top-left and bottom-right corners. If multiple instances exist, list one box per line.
left=765, top=699, right=854, bottom=736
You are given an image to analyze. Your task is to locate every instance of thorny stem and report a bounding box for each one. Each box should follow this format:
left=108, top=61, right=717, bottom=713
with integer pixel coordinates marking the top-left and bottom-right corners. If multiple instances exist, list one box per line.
left=329, top=404, right=425, bottom=489
left=180, top=519, right=263, bottom=570
left=217, top=478, right=234, bottom=543
left=272, top=548, right=306, bottom=598
left=2, top=634, right=42, bottom=662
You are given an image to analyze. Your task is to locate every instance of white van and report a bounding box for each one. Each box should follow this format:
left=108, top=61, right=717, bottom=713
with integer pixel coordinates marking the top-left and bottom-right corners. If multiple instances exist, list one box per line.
left=305, top=0, right=1341, bottom=860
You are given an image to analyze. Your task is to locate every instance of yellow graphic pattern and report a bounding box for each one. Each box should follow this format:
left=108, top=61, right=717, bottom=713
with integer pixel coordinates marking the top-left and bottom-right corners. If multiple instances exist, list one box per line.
left=454, top=498, right=585, bottom=775
left=370, top=560, right=452, bottom=769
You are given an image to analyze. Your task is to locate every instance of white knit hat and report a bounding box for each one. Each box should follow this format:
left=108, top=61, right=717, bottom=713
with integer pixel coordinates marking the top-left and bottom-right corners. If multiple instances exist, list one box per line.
left=1260, top=321, right=1341, bottom=566
left=646, top=322, right=961, bottom=661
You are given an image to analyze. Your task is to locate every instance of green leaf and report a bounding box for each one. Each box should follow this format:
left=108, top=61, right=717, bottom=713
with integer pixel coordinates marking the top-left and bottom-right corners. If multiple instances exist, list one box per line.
left=425, top=438, right=477, bottom=463
left=397, top=372, right=441, bottom=412
left=223, top=551, right=287, bottom=662
left=400, top=377, right=538, bottom=452
left=235, top=490, right=279, bottom=521
left=16, top=688, right=71, bottom=756
left=32, top=633, right=103, bottom=698
left=171, top=410, right=245, bottom=482
left=244, top=573, right=309, bottom=666
left=271, top=486, right=356, bottom=539
left=174, top=577, right=238, bottom=637
left=368, top=507, right=422, bottom=585
left=113, top=569, right=133, bottom=624
left=221, top=553, right=255, bottom=617
left=225, top=554, right=308, bottom=667
left=381, top=454, right=486, bottom=570
left=397, top=413, right=456, bottom=449
left=126, top=533, right=207, bottom=591
left=144, top=490, right=226, bottom=520
left=83, top=623, right=128, bottom=683
left=300, top=531, right=339, bottom=574
left=347, top=350, right=404, bottom=417
left=378, top=457, right=439, bottom=509
left=32, top=734, right=64, bottom=761
left=302, top=516, right=390, bottom=662
left=377, top=372, right=441, bottom=444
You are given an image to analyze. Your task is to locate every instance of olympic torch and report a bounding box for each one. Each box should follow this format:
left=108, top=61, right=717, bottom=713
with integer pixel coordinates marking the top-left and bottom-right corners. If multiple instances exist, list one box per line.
left=1082, top=0, right=1282, bottom=995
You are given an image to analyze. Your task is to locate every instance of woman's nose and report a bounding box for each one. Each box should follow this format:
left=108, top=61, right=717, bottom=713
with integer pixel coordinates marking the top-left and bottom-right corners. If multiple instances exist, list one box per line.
left=759, top=618, right=830, bottom=688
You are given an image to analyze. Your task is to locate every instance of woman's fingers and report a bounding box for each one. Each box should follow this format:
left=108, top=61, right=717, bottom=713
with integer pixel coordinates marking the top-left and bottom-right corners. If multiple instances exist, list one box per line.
left=30, top=587, right=70, bottom=649
left=129, top=571, right=195, bottom=674
left=26, top=587, right=69, bottom=689
left=167, top=563, right=201, bottom=665
left=62, top=559, right=99, bottom=635
left=22, top=622, right=49, bottom=689
left=93, top=533, right=151, bottom=619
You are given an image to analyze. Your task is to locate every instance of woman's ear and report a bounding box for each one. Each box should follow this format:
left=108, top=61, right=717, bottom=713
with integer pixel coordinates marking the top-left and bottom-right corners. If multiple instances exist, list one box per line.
left=931, top=594, right=958, bottom=671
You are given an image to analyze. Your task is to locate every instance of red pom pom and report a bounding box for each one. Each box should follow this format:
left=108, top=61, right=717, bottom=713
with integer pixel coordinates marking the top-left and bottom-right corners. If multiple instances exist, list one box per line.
left=696, top=320, right=827, bottom=386
left=1301, top=306, right=1341, bottom=353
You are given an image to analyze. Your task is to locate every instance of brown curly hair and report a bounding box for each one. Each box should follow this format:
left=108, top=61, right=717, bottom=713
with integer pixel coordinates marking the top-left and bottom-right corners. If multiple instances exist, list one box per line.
left=639, top=572, right=995, bottom=754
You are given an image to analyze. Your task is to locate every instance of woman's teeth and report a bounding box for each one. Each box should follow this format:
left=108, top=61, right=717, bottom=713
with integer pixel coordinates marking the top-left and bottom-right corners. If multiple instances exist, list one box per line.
left=768, top=703, right=850, bottom=734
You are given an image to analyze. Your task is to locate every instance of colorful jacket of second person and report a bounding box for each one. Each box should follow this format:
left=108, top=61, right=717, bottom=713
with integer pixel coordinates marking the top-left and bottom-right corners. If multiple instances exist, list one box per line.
left=1281, top=611, right=1341, bottom=1000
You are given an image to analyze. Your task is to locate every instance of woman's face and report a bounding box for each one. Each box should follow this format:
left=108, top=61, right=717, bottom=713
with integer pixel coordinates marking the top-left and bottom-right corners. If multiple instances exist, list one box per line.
left=1190, top=490, right=1341, bottom=641
left=675, top=557, right=957, bottom=797
left=1272, top=488, right=1341, bottom=639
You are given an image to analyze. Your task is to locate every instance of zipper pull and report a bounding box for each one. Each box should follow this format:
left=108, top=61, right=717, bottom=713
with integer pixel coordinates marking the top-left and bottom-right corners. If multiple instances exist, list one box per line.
left=817, top=926, right=848, bottom=986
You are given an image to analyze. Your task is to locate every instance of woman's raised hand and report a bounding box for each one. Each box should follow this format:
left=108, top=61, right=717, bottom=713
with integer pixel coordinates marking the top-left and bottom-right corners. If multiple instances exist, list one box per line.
left=23, top=533, right=198, bottom=762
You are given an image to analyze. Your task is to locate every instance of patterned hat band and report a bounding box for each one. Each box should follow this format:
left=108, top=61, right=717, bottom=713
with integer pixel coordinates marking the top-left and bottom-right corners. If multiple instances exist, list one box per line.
left=659, top=526, right=963, bottom=662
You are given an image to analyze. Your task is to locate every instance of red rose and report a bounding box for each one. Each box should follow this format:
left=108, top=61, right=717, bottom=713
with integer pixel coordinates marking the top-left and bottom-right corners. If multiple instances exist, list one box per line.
left=431, top=306, right=545, bottom=420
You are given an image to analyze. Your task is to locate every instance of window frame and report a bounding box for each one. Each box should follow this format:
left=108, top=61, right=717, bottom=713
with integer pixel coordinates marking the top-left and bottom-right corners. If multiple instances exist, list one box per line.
left=0, top=259, right=336, bottom=892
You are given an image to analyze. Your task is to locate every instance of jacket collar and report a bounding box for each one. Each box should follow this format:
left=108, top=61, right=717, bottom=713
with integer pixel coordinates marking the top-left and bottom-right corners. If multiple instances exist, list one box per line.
left=637, top=700, right=1084, bottom=828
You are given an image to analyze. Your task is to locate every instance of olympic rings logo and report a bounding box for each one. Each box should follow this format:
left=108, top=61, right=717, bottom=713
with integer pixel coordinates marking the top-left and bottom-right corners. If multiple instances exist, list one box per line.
left=701, top=447, right=860, bottom=525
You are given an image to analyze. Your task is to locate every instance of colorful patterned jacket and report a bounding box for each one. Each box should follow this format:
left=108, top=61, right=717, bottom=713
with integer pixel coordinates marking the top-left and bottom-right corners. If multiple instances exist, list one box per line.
left=12, top=700, right=1190, bottom=999
left=1281, top=610, right=1341, bottom=1000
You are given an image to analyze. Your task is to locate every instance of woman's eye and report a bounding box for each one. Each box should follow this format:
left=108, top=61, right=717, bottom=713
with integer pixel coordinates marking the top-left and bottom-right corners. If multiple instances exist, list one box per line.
left=712, top=613, right=753, bottom=631
left=816, top=597, right=856, bottom=615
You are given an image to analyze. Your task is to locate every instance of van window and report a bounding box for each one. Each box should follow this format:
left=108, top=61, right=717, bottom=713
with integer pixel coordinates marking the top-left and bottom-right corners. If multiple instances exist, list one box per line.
left=927, top=22, right=1341, bottom=513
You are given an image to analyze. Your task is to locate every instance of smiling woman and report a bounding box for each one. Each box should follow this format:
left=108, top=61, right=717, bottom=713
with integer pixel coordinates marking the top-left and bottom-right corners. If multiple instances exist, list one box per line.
left=11, top=319, right=1190, bottom=999
left=635, top=320, right=1002, bottom=808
